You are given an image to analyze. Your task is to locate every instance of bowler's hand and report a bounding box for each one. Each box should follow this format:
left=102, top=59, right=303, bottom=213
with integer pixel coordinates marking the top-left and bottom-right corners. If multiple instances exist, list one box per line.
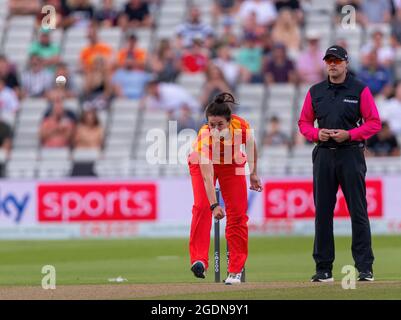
left=330, top=129, right=350, bottom=143
left=318, top=129, right=335, bottom=142
left=213, top=206, right=225, bottom=220
left=250, top=173, right=263, bottom=192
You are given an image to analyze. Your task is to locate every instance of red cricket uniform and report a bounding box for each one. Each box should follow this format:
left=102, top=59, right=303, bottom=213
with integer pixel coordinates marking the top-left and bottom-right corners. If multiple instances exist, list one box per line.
left=188, top=114, right=251, bottom=273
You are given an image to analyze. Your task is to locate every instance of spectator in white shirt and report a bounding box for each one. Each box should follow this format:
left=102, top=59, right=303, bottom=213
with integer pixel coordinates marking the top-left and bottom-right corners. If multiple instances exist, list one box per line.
left=143, top=80, right=201, bottom=112
left=361, top=29, right=396, bottom=68
left=379, top=82, right=401, bottom=135
left=176, top=6, right=214, bottom=48
left=0, top=76, right=19, bottom=126
left=21, top=54, right=53, bottom=98
left=213, top=45, right=250, bottom=89
left=237, top=0, right=277, bottom=28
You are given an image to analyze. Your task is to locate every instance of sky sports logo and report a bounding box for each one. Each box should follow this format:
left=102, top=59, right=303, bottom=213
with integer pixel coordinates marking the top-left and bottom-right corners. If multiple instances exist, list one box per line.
left=0, top=190, right=31, bottom=224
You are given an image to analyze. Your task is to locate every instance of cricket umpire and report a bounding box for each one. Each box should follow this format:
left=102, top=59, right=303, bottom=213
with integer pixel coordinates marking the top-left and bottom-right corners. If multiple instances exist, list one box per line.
left=298, top=45, right=381, bottom=282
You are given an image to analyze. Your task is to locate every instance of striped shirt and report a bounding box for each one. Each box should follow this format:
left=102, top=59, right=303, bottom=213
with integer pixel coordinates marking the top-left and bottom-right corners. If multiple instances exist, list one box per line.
left=176, top=22, right=214, bottom=47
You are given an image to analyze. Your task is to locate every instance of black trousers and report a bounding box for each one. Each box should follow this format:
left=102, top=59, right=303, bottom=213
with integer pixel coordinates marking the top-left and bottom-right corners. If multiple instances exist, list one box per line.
left=312, top=144, right=374, bottom=273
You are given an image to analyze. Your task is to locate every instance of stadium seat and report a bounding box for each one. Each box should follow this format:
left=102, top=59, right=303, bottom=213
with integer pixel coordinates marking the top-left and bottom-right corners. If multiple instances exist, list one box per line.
left=94, top=158, right=130, bottom=178
left=5, top=160, right=37, bottom=179
left=72, top=148, right=101, bottom=162
left=40, top=147, right=70, bottom=161
left=37, top=160, right=72, bottom=178
left=292, top=145, right=315, bottom=158
left=9, top=149, right=38, bottom=161
left=99, top=27, right=123, bottom=51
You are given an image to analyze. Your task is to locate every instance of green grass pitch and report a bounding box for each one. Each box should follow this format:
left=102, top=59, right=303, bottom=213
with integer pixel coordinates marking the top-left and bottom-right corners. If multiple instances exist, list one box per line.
left=0, top=236, right=400, bottom=299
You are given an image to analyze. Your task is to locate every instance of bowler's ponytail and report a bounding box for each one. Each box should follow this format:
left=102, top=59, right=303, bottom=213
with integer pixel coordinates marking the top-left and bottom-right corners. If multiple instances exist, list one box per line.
left=205, top=92, right=237, bottom=121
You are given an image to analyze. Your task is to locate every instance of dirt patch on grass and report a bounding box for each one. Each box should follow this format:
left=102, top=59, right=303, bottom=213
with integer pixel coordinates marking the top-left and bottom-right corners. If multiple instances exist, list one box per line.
left=0, top=281, right=398, bottom=300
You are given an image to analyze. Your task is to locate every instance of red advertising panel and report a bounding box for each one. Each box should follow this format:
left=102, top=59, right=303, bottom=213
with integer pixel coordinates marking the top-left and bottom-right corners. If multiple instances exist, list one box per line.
left=38, top=183, right=157, bottom=222
left=264, top=180, right=383, bottom=219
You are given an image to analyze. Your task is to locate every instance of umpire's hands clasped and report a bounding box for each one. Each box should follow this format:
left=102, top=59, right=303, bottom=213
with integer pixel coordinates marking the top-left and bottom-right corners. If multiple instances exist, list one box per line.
left=319, top=128, right=350, bottom=143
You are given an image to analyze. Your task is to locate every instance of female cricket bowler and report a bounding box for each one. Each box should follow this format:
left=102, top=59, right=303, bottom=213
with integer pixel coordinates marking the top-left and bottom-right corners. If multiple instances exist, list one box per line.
left=188, top=92, right=263, bottom=285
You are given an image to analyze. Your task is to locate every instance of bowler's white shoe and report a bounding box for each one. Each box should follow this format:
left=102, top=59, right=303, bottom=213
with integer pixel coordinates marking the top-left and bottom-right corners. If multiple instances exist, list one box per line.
left=224, top=272, right=242, bottom=285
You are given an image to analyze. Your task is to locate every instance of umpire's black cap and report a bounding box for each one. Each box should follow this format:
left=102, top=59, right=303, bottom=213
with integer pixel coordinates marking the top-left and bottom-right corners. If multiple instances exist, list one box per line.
left=323, top=45, right=348, bottom=61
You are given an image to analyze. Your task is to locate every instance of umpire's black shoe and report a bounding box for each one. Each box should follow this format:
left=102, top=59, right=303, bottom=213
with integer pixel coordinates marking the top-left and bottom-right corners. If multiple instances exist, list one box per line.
left=311, top=271, right=334, bottom=282
left=191, top=261, right=205, bottom=279
left=358, top=271, right=374, bottom=281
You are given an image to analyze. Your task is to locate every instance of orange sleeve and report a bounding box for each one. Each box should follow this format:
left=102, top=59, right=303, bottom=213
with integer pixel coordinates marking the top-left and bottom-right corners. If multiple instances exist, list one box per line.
left=231, top=115, right=251, bottom=144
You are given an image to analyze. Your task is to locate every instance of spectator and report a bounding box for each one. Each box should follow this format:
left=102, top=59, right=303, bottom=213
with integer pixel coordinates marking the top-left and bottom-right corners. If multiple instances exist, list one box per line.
left=143, top=80, right=200, bottom=112
left=235, top=33, right=264, bottom=83
left=176, top=6, right=214, bottom=48
left=29, top=28, right=61, bottom=70
left=0, top=77, right=19, bottom=126
left=174, top=105, right=199, bottom=132
left=73, top=109, right=104, bottom=149
left=360, top=0, right=392, bottom=25
left=215, top=16, right=239, bottom=48
left=40, top=93, right=76, bottom=148
left=275, top=0, right=303, bottom=23
left=242, top=11, right=268, bottom=39
left=264, top=43, right=297, bottom=84
left=149, top=39, right=181, bottom=82
left=0, top=118, right=12, bottom=156
left=21, top=55, right=53, bottom=98
left=0, top=55, right=20, bottom=94
left=94, top=0, right=120, bottom=27
left=261, top=30, right=274, bottom=57
left=54, top=62, right=78, bottom=97
left=118, top=0, right=153, bottom=30
left=200, top=63, right=232, bottom=108
left=367, top=121, right=400, bottom=156
left=213, top=45, right=250, bottom=89
left=263, top=116, right=290, bottom=146
left=358, top=50, right=392, bottom=97
left=9, top=0, right=41, bottom=15
left=271, top=8, right=301, bottom=57
left=80, top=24, right=113, bottom=71
left=83, top=56, right=113, bottom=109
left=116, top=32, right=147, bottom=70
left=379, top=82, right=401, bottom=135
left=63, top=0, right=95, bottom=29
left=181, top=39, right=209, bottom=73
left=361, top=30, right=396, bottom=68
left=44, top=88, right=77, bottom=122
left=237, top=0, right=277, bottom=28
left=112, top=54, right=152, bottom=100
left=212, top=0, right=239, bottom=24
left=296, top=30, right=325, bottom=84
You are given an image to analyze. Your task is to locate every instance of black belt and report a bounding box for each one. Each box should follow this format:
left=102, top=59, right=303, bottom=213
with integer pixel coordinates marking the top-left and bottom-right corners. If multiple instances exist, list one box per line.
left=317, top=142, right=365, bottom=150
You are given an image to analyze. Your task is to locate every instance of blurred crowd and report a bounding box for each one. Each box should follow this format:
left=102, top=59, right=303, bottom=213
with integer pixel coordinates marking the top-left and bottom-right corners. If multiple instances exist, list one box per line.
left=0, top=0, right=401, bottom=159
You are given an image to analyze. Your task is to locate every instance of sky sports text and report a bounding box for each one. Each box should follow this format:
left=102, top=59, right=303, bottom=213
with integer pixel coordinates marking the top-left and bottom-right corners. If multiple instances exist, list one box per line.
left=264, top=180, right=382, bottom=219
left=0, top=191, right=30, bottom=223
